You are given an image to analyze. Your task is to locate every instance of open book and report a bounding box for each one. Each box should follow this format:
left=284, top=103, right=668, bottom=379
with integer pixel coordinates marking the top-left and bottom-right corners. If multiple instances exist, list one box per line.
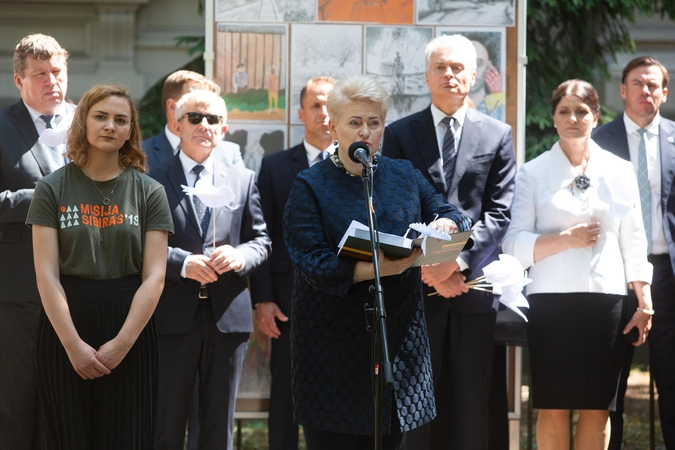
left=337, top=220, right=473, bottom=267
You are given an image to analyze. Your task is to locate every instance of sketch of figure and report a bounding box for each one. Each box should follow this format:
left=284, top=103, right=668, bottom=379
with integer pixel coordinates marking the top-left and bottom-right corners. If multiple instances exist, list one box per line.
left=365, top=26, right=433, bottom=122
left=267, top=67, right=280, bottom=114
left=289, top=24, right=362, bottom=124
left=417, top=0, right=514, bottom=26
left=216, top=0, right=316, bottom=22
left=233, top=63, right=249, bottom=93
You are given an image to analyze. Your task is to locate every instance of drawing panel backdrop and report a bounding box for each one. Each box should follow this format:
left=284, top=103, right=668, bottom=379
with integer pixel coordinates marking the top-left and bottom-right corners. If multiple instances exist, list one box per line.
left=214, top=0, right=517, bottom=406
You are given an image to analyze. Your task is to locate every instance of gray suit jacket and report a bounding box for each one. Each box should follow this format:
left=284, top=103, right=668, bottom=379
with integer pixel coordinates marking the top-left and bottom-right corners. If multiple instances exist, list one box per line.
left=0, top=100, right=75, bottom=305
left=149, top=153, right=271, bottom=335
left=593, top=115, right=675, bottom=274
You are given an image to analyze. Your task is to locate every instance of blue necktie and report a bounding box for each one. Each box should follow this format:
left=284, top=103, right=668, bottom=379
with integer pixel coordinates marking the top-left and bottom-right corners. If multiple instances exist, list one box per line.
left=192, top=165, right=211, bottom=237
left=637, top=128, right=651, bottom=254
left=441, top=116, right=457, bottom=191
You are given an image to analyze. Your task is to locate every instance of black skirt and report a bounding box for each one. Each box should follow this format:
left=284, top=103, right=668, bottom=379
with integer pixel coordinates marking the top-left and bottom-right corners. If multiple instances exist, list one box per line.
left=527, top=292, right=627, bottom=410
left=34, top=275, right=157, bottom=450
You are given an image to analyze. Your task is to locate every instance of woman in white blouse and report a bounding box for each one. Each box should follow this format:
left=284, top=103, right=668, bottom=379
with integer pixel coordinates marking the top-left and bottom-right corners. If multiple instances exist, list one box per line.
left=502, top=79, right=653, bottom=450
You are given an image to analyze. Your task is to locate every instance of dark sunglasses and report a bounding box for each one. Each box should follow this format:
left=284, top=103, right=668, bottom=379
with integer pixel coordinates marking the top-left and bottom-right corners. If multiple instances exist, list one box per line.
left=181, top=112, right=223, bottom=125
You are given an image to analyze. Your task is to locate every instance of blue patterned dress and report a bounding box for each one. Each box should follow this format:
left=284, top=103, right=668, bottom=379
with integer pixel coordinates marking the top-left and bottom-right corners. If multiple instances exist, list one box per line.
left=283, top=155, right=472, bottom=435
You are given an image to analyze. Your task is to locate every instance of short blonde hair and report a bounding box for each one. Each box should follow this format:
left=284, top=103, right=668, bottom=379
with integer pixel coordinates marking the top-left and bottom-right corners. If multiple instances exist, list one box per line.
left=425, top=34, right=477, bottom=73
left=175, top=90, right=228, bottom=123
left=326, top=75, right=390, bottom=124
left=161, top=70, right=220, bottom=114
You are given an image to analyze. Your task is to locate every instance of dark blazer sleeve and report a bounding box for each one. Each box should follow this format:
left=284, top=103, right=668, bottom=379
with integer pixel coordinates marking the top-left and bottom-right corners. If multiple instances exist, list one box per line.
left=456, top=113, right=516, bottom=275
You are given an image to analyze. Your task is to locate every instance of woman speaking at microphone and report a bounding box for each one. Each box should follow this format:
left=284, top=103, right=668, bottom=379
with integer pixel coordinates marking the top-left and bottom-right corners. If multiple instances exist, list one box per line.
left=283, top=75, right=472, bottom=450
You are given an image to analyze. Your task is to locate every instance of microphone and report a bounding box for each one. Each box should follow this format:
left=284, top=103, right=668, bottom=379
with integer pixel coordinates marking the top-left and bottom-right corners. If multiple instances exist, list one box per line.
left=348, top=142, right=372, bottom=169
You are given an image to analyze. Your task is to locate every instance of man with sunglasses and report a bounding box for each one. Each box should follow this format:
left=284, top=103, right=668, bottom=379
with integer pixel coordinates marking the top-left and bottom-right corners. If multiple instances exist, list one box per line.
left=142, top=70, right=243, bottom=174
left=150, top=89, right=271, bottom=450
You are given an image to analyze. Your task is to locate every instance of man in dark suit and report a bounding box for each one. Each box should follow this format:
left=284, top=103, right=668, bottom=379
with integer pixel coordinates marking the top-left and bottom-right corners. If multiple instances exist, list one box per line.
left=151, top=89, right=271, bottom=450
left=593, top=56, right=675, bottom=450
left=142, top=69, right=243, bottom=174
left=249, top=76, right=335, bottom=450
left=0, top=33, right=73, bottom=450
left=383, top=34, right=516, bottom=450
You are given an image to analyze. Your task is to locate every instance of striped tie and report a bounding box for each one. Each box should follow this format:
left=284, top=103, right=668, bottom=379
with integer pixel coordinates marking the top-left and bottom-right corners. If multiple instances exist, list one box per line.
left=441, top=116, right=457, bottom=191
left=637, top=128, right=651, bottom=254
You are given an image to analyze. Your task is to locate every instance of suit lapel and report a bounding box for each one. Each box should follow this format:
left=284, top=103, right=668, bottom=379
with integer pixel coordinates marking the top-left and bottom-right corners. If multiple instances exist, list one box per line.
left=607, top=119, right=631, bottom=160
left=414, top=108, right=445, bottom=193
left=291, top=143, right=310, bottom=176
left=11, top=102, right=54, bottom=176
left=167, top=156, right=201, bottom=236
left=449, top=108, right=482, bottom=195
left=660, top=119, right=675, bottom=213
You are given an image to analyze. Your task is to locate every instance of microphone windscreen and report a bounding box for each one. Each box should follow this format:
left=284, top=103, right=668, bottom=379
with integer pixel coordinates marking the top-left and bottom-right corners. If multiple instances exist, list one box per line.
left=348, top=141, right=370, bottom=163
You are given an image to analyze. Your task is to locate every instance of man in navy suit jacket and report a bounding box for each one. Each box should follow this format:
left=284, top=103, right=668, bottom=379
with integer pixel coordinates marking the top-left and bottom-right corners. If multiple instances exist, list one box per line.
left=0, top=34, right=73, bottom=450
left=593, top=56, right=675, bottom=450
left=151, top=89, right=271, bottom=450
left=249, top=76, right=335, bottom=450
left=142, top=70, right=243, bottom=174
left=383, top=34, right=516, bottom=450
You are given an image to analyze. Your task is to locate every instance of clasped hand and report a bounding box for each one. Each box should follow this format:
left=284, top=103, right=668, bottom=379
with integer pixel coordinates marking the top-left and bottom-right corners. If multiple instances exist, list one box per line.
left=185, top=245, right=244, bottom=283
left=66, top=337, right=132, bottom=380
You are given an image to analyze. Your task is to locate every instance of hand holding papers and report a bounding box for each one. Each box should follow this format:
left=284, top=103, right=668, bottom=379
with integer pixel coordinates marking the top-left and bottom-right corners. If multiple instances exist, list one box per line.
left=182, top=179, right=236, bottom=250
left=337, top=220, right=473, bottom=267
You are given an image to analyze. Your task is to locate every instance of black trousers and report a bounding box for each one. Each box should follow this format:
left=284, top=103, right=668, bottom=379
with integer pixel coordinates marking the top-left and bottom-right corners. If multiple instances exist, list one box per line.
left=648, top=254, right=675, bottom=448
left=0, top=301, right=46, bottom=450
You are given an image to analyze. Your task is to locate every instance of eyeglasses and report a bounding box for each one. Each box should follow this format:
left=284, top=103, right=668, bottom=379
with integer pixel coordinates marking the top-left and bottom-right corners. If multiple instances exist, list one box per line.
left=180, top=112, right=223, bottom=125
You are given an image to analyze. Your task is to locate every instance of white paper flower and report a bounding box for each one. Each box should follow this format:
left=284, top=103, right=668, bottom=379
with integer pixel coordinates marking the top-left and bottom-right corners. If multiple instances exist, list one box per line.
left=182, top=178, right=236, bottom=208
left=39, top=112, right=74, bottom=147
left=409, top=222, right=452, bottom=254
left=481, top=254, right=532, bottom=322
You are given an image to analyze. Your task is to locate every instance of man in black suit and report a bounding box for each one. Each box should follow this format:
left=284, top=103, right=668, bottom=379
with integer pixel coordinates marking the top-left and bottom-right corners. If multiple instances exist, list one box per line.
left=0, top=33, right=73, bottom=450
left=142, top=70, right=243, bottom=174
left=593, top=56, right=675, bottom=450
left=151, top=89, right=271, bottom=450
left=383, top=34, right=516, bottom=450
left=249, top=75, right=335, bottom=450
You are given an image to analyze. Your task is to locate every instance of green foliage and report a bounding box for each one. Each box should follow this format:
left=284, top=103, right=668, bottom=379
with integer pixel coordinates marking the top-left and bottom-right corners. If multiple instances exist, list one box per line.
left=525, top=0, right=675, bottom=161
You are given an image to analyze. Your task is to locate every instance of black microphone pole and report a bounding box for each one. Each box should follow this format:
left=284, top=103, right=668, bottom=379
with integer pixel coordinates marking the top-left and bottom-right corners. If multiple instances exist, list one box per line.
left=349, top=142, right=393, bottom=450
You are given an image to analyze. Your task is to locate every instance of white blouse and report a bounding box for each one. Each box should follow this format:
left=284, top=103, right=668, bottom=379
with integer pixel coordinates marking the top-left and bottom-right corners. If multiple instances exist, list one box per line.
left=502, top=140, right=652, bottom=295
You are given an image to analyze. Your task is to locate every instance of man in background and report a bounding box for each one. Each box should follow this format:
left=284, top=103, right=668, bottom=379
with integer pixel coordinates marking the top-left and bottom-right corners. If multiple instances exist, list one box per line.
left=142, top=69, right=243, bottom=173
left=249, top=76, right=336, bottom=450
left=383, top=34, right=516, bottom=450
left=0, top=33, right=73, bottom=450
left=593, top=55, right=675, bottom=450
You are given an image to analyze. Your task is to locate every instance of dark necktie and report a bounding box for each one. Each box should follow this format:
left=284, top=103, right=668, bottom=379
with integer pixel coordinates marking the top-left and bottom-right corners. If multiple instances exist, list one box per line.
left=40, top=115, right=54, bottom=129
left=441, top=116, right=457, bottom=190
left=192, top=164, right=211, bottom=237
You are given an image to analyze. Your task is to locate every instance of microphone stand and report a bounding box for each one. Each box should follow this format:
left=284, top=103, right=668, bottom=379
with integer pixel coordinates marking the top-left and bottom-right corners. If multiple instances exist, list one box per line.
left=359, top=163, right=393, bottom=450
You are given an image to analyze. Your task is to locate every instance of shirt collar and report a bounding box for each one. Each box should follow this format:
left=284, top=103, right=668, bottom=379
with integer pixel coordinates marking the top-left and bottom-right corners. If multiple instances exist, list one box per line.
left=430, top=102, right=468, bottom=128
left=164, top=124, right=182, bottom=154
left=623, top=112, right=661, bottom=136
left=179, top=150, right=214, bottom=177
left=24, top=101, right=68, bottom=128
left=303, top=139, right=333, bottom=160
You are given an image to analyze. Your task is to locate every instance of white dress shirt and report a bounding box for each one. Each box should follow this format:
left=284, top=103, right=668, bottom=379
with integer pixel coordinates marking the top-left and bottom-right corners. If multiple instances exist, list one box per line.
left=304, top=139, right=333, bottom=167
left=623, top=113, right=667, bottom=255
left=430, top=102, right=468, bottom=163
left=502, top=140, right=652, bottom=295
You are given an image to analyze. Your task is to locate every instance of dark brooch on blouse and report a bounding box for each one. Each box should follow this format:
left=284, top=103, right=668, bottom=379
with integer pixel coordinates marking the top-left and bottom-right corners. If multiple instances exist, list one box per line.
left=570, top=174, right=590, bottom=192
